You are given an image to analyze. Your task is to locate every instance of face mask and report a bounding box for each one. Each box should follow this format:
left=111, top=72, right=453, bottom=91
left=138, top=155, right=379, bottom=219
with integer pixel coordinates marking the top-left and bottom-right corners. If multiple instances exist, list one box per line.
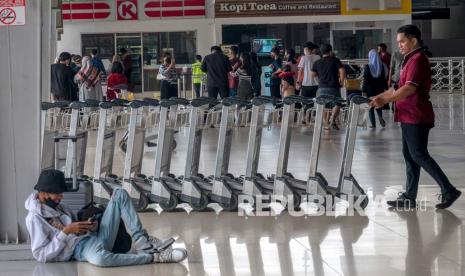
left=44, top=197, right=60, bottom=209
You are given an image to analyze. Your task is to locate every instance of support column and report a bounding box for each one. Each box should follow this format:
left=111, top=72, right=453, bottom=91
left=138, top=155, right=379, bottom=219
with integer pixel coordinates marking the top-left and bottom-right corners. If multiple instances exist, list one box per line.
left=0, top=0, right=48, bottom=260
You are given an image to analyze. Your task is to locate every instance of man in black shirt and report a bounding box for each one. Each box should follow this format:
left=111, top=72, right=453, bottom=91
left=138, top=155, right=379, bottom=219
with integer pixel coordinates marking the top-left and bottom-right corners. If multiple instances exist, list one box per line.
left=269, top=47, right=282, bottom=99
left=50, top=52, right=78, bottom=101
left=201, top=46, right=231, bottom=99
left=311, top=44, right=346, bottom=130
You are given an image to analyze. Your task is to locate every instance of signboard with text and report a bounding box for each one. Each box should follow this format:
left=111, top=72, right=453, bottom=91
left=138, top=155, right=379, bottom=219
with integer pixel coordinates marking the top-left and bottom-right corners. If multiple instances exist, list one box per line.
left=0, top=0, right=25, bottom=26
left=215, top=0, right=340, bottom=18
left=117, top=0, right=138, bottom=20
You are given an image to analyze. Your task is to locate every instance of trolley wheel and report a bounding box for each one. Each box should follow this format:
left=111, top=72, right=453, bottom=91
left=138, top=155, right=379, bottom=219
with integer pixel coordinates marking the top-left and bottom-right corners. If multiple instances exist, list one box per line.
left=108, top=174, right=118, bottom=180
left=137, top=174, right=147, bottom=179
left=292, top=192, right=302, bottom=211
left=226, top=173, right=235, bottom=178
left=358, top=196, right=369, bottom=210
left=256, top=173, right=265, bottom=179
left=284, top=172, right=294, bottom=178
left=135, top=193, right=149, bottom=211
left=120, top=142, right=127, bottom=153
left=159, top=194, right=179, bottom=211
left=167, top=173, right=176, bottom=178
left=191, top=193, right=209, bottom=211
left=171, top=140, right=177, bottom=151
left=197, top=173, right=205, bottom=179
left=219, top=194, right=238, bottom=212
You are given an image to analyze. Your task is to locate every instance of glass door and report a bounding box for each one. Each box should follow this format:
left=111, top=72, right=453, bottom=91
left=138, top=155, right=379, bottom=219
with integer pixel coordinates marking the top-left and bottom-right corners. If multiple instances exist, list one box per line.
left=333, top=29, right=391, bottom=59
left=116, top=33, right=143, bottom=93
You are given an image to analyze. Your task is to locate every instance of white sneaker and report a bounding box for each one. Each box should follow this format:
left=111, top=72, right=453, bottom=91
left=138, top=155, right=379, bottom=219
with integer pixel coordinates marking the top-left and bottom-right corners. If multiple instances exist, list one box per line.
left=135, top=235, right=175, bottom=254
left=153, top=248, right=188, bottom=263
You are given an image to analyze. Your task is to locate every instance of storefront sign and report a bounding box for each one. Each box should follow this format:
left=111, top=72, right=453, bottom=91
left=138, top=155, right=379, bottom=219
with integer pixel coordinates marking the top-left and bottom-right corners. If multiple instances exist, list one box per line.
left=215, top=0, right=340, bottom=18
left=0, top=0, right=25, bottom=26
left=117, top=0, right=138, bottom=20
left=62, top=0, right=206, bottom=21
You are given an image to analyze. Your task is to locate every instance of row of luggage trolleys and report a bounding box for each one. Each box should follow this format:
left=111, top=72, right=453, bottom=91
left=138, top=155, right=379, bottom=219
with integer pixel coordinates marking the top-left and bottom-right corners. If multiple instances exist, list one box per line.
left=40, top=94, right=371, bottom=213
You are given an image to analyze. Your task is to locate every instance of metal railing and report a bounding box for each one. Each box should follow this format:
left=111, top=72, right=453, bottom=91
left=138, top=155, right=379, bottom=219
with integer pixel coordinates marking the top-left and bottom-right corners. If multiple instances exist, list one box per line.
left=342, top=57, right=465, bottom=94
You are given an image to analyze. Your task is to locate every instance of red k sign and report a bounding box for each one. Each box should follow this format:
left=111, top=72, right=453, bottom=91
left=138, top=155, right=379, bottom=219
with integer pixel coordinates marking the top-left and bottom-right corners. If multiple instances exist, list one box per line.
left=117, top=0, right=138, bottom=20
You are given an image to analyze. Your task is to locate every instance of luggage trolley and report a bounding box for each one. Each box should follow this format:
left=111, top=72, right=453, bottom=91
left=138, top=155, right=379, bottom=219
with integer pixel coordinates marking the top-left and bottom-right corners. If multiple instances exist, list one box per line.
left=150, top=97, right=191, bottom=211
left=40, top=101, right=70, bottom=170
left=179, top=97, right=221, bottom=211
left=210, top=97, right=251, bottom=211
left=272, top=95, right=317, bottom=210
left=242, top=96, right=278, bottom=206
left=120, top=99, right=161, bottom=210
left=306, top=95, right=370, bottom=209
left=91, top=99, right=130, bottom=204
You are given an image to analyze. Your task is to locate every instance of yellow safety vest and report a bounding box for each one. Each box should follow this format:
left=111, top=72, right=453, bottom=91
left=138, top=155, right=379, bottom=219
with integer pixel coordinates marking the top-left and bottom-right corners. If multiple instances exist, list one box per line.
left=192, top=62, right=205, bottom=84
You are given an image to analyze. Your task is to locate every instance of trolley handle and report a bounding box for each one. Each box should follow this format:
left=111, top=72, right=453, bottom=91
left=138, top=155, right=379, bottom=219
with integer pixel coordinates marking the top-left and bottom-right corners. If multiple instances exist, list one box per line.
left=53, top=134, right=79, bottom=143
left=142, top=98, right=160, bottom=107
left=252, top=96, right=276, bottom=106
left=169, top=97, right=190, bottom=106
left=85, top=99, right=101, bottom=108
left=70, top=101, right=93, bottom=110
left=315, top=95, right=336, bottom=105
left=41, top=102, right=57, bottom=111
left=111, top=99, right=130, bottom=106
left=283, top=95, right=306, bottom=105
left=160, top=99, right=179, bottom=108
left=350, top=95, right=371, bottom=105
left=52, top=100, right=71, bottom=108
left=222, top=97, right=250, bottom=107
left=127, top=100, right=148, bottom=109
left=99, top=101, right=116, bottom=109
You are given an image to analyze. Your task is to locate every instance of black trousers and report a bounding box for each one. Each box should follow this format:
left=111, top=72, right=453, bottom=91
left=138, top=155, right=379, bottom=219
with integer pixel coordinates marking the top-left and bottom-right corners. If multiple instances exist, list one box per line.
left=207, top=85, right=229, bottom=99
left=369, top=108, right=383, bottom=127
left=194, top=83, right=201, bottom=98
left=160, top=80, right=178, bottom=100
left=401, top=123, right=455, bottom=199
left=270, top=84, right=281, bottom=99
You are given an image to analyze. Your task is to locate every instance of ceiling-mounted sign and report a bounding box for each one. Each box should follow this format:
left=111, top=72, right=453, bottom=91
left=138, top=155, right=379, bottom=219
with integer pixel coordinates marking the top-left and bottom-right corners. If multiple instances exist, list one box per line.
left=0, top=0, right=25, bottom=26
left=215, top=0, right=340, bottom=18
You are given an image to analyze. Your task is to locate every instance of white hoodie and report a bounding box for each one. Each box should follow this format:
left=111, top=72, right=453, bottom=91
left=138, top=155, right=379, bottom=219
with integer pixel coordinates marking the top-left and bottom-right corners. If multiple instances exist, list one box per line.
left=25, top=192, right=86, bottom=262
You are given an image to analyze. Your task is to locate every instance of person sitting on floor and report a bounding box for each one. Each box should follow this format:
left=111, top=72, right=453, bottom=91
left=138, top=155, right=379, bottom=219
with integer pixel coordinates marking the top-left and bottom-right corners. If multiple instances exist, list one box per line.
left=25, top=169, right=187, bottom=267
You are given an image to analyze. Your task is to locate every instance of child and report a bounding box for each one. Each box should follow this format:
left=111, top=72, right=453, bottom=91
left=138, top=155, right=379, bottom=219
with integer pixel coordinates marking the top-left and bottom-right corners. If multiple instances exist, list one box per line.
left=106, top=61, right=128, bottom=101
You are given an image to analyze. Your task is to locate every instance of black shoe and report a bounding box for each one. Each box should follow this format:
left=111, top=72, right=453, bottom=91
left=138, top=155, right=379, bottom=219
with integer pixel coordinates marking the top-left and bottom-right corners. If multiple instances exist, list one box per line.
left=386, top=193, right=416, bottom=209
left=146, top=141, right=157, bottom=147
left=331, top=123, right=340, bottom=131
left=436, top=189, right=461, bottom=209
left=379, top=118, right=386, bottom=127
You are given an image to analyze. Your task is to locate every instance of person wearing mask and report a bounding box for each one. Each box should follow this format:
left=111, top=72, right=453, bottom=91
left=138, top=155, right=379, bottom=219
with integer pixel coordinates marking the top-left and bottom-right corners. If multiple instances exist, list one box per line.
left=50, top=52, right=78, bottom=102
left=311, top=43, right=346, bottom=130
left=91, top=49, right=107, bottom=79
left=363, top=49, right=388, bottom=128
left=192, top=55, right=205, bottom=98
left=228, top=46, right=241, bottom=97
left=370, top=24, right=461, bottom=209
left=26, top=169, right=187, bottom=266
left=269, top=47, right=283, bottom=99
left=106, top=62, right=128, bottom=101
left=297, top=42, right=320, bottom=98
left=71, top=55, right=82, bottom=75
left=158, top=55, right=178, bottom=100
left=201, top=46, right=231, bottom=99
left=250, top=52, right=262, bottom=97
left=74, top=56, right=104, bottom=101
left=378, top=43, right=392, bottom=70
left=235, top=52, right=254, bottom=100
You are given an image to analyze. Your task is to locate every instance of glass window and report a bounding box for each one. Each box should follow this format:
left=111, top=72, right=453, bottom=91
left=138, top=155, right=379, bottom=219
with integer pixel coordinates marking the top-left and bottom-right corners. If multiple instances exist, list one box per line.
left=333, top=29, right=391, bottom=59
left=143, top=33, right=161, bottom=92
left=81, top=33, right=115, bottom=72
left=116, top=33, right=143, bottom=93
left=160, top=31, right=197, bottom=65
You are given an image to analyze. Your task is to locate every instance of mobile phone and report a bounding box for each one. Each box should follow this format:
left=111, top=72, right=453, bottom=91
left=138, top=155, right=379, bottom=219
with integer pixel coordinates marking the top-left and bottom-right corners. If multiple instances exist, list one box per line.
left=88, top=213, right=102, bottom=222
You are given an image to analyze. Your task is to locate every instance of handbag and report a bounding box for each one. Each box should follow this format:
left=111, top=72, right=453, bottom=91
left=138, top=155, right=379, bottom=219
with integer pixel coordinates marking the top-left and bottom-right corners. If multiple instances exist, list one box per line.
left=344, top=79, right=362, bottom=91
left=157, top=71, right=166, bottom=81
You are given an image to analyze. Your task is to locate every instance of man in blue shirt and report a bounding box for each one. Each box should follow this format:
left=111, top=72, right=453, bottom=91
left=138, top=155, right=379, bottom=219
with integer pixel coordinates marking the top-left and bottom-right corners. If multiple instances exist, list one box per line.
left=91, top=49, right=107, bottom=78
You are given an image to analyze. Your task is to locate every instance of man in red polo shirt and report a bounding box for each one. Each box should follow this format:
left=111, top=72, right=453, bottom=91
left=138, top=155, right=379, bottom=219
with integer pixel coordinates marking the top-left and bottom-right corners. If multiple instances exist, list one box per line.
left=370, top=25, right=461, bottom=209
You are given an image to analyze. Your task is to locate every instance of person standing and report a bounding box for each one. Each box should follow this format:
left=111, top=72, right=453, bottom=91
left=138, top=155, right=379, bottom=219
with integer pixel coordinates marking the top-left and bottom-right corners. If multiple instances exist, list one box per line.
left=363, top=49, right=388, bottom=128
left=378, top=43, right=392, bottom=71
left=91, top=49, right=107, bottom=79
left=388, top=51, right=403, bottom=90
left=297, top=42, right=320, bottom=98
left=228, top=46, right=241, bottom=97
left=50, top=52, right=78, bottom=102
left=191, top=55, right=205, bottom=98
left=158, top=56, right=178, bottom=100
left=235, top=52, right=254, bottom=100
left=250, top=52, right=262, bottom=97
left=370, top=24, right=461, bottom=209
left=201, top=46, right=231, bottom=99
left=74, top=56, right=104, bottom=101
left=106, top=62, right=128, bottom=101
left=311, top=43, right=346, bottom=130
left=269, top=47, right=282, bottom=99
left=120, top=48, right=133, bottom=91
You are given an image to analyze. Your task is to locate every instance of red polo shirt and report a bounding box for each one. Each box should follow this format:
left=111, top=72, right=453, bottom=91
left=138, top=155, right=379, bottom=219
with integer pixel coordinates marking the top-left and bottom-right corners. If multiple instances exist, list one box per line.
left=394, top=48, right=435, bottom=125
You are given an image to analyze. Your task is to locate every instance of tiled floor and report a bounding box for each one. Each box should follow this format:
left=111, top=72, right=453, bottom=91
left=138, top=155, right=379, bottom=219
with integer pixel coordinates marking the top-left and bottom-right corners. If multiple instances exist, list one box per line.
left=2, top=93, right=465, bottom=276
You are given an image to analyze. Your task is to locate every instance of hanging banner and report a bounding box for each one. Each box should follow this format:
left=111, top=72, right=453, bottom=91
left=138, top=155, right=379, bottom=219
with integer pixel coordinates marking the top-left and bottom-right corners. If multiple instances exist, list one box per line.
left=215, top=0, right=340, bottom=18
left=0, top=0, right=25, bottom=26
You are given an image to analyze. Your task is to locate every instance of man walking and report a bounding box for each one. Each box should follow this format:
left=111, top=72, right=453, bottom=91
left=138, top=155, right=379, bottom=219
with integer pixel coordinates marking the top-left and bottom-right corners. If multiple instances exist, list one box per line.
left=201, top=46, right=231, bottom=99
left=370, top=25, right=461, bottom=209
